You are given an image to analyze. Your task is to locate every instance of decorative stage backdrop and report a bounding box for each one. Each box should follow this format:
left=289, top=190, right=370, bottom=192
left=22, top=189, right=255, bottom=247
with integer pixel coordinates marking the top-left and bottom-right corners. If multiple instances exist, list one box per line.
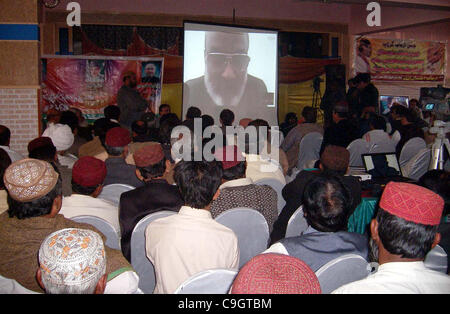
left=353, top=36, right=446, bottom=81
left=41, top=55, right=164, bottom=123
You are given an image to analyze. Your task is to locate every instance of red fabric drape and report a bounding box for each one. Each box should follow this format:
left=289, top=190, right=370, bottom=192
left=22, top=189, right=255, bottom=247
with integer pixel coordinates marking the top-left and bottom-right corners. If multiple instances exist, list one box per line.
left=82, top=33, right=341, bottom=84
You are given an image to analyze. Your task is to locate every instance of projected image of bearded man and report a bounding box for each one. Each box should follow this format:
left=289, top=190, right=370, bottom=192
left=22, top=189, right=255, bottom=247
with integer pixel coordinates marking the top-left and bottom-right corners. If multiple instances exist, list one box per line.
left=183, top=31, right=274, bottom=125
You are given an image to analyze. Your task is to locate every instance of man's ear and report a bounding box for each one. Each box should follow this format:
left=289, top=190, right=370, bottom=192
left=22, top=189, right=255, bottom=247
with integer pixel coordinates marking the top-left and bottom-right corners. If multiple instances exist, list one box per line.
left=48, top=195, right=62, bottom=218
left=135, top=168, right=144, bottom=181
left=94, top=274, right=108, bottom=294
left=431, top=233, right=441, bottom=250
left=92, top=184, right=104, bottom=198
left=370, top=218, right=379, bottom=242
left=36, top=268, right=45, bottom=291
left=165, top=159, right=172, bottom=173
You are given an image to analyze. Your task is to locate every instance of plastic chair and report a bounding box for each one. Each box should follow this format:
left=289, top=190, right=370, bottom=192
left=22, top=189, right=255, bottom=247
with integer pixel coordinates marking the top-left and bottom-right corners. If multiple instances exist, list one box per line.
left=315, top=254, right=371, bottom=294
left=254, top=178, right=286, bottom=215
left=368, top=139, right=396, bottom=154
left=285, top=206, right=309, bottom=238
left=297, top=132, right=323, bottom=171
left=401, top=148, right=431, bottom=181
left=71, top=215, right=121, bottom=250
left=130, top=210, right=177, bottom=294
left=424, top=245, right=448, bottom=274
left=347, top=139, right=369, bottom=168
left=98, top=183, right=135, bottom=207
left=215, top=207, right=270, bottom=268
left=173, top=268, right=238, bottom=294
left=399, top=137, right=426, bottom=168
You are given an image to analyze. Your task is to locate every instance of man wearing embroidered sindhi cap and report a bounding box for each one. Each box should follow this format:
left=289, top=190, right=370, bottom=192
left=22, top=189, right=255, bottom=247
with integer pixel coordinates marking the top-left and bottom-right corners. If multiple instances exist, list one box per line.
left=103, top=126, right=143, bottom=188
left=118, top=143, right=183, bottom=262
left=58, top=156, right=121, bottom=235
left=0, top=158, right=141, bottom=294
left=333, top=182, right=450, bottom=294
left=231, top=253, right=321, bottom=294
left=36, top=228, right=107, bottom=294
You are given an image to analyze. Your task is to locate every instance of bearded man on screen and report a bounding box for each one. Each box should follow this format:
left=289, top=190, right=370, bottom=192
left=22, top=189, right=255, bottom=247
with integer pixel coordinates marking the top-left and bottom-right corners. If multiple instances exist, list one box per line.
left=183, top=31, right=275, bottom=125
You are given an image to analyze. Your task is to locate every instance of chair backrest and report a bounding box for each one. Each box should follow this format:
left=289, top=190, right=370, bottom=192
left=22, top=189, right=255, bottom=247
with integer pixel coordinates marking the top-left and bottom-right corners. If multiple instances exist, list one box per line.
left=173, top=268, right=238, bottom=294
left=98, top=183, right=135, bottom=207
left=347, top=139, right=369, bottom=167
left=70, top=215, right=120, bottom=250
left=297, top=132, right=323, bottom=170
left=254, top=178, right=286, bottom=215
left=215, top=207, right=270, bottom=268
left=424, top=244, right=448, bottom=274
left=130, top=210, right=177, bottom=294
left=285, top=206, right=309, bottom=238
left=368, top=140, right=396, bottom=154
left=315, top=254, right=371, bottom=294
left=399, top=137, right=426, bottom=167
left=402, top=148, right=431, bottom=181
left=391, top=130, right=401, bottom=145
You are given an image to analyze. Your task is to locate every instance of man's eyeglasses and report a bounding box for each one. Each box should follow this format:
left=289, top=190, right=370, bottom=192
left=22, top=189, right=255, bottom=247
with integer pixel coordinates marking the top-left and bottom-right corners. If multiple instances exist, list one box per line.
left=206, top=53, right=250, bottom=72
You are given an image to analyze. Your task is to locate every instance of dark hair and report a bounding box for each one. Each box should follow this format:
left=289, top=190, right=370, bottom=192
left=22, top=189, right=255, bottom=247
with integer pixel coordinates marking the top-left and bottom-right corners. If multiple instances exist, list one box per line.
left=28, top=144, right=57, bottom=162
left=0, top=125, right=11, bottom=146
left=159, top=104, right=170, bottom=114
left=159, top=114, right=181, bottom=145
left=0, top=148, right=12, bottom=190
left=355, top=73, right=371, bottom=83
left=368, top=113, right=387, bottom=131
left=201, top=115, right=215, bottom=132
left=418, top=170, right=450, bottom=216
left=376, top=208, right=438, bottom=259
left=220, top=109, right=235, bottom=126
left=222, top=161, right=246, bottom=181
left=302, top=107, right=317, bottom=123
left=302, top=173, right=352, bottom=232
left=7, top=177, right=62, bottom=219
left=104, top=105, right=121, bottom=120
left=186, top=106, right=202, bottom=120
left=284, top=112, right=297, bottom=124
left=59, top=110, right=79, bottom=132
left=104, top=144, right=124, bottom=156
left=131, top=120, right=148, bottom=135
left=245, top=119, right=269, bottom=155
left=71, top=180, right=99, bottom=196
left=137, top=158, right=167, bottom=180
left=174, top=160, right=223, bottom=209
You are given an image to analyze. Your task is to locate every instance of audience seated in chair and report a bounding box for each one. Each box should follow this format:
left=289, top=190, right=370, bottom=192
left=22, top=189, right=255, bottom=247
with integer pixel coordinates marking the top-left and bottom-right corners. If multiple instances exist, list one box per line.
left=0, top=158, right=139, bottom=293
left=36, top=228, right=107, bottom=294
left=145, top=159, right=239, bottom=294
left=103, top=127, right=143, bottom=188
left=319, top=101, right=359, bottom=156
left=58, top=156, right=121, bottom=235
left=362, top=113, right=396, bottom=153
left=333, top=182, right=450, bottom=293
left=27, top=136, right=73, bottom=197
left=390, top=104, right=425, bottom=156
left=0, top=125, right=24, bottom=162
left=210, top=145, right=278, bottom=233
left=281, top=106, right=323, bottom=171
left=266, top=172, right=368, bottom=272
left=59, top=110, right=88, bottom=158
left=230, top=253, right=321, bottom=294
left=243, top=119, right=287, bottom=183
left=42, top=123, right=77, bottom=169
left=119, top=143, right=183, bottom=262
left=270, top=145, right=361, bottom=244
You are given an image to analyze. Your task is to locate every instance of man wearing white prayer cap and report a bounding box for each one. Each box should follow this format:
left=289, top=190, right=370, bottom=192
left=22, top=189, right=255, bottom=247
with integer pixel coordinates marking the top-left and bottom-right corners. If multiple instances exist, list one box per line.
left=42, top=123, right=77, bottom=169
left=36, top=228, right=107, bottom=294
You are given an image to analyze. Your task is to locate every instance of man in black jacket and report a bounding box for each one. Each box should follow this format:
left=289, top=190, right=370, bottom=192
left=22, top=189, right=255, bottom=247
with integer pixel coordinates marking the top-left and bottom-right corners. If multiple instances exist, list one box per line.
left=119, top=143, right=183, bottom=262
left=270, top=145, right=362, bottom=245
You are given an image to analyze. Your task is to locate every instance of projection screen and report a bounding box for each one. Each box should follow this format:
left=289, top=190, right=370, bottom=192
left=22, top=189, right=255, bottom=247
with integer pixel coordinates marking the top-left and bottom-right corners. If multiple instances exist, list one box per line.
left=182, top=22, right=279, bottom=126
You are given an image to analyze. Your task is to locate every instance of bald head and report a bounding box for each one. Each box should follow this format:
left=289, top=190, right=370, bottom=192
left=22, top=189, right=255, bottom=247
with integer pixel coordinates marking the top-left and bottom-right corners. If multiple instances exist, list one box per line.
left=205, top=32, right=249, bottom=55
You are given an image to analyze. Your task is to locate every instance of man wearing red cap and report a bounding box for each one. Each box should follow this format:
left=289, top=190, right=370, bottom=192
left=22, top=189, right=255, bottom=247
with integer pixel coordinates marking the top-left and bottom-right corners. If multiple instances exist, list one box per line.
left=59, top=156, right=121, bottom=235
left=119, top=143, right=183, bottom=262
left=103, top=127, right=143, bottom=188
left=211, top=145, right=278, bottom=233
left=333, top=182, right=450, bottom=293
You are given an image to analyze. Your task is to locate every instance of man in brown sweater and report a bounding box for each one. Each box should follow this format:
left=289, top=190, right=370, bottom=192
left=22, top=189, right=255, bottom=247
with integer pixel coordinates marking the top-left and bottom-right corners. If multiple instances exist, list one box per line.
left=0, top=158, right=140, bottom=293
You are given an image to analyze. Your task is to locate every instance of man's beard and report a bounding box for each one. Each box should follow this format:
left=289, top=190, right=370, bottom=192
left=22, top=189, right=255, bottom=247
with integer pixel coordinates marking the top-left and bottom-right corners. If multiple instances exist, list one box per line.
left=204, top=73, right=247, bottom=107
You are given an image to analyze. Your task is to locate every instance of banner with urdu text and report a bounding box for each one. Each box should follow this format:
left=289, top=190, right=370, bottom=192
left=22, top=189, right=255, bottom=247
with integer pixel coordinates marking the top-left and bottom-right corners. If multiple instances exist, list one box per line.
left=41, top=55, right=164, bottom=122
left=353, top=37, right=446, bottom=81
